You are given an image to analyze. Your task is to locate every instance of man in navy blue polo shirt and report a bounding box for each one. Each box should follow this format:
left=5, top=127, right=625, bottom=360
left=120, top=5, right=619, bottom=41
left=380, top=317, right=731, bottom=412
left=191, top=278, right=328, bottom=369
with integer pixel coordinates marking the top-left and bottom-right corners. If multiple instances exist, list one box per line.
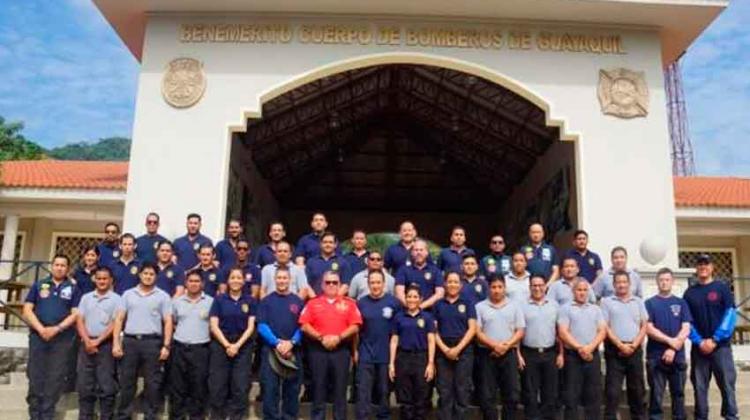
left=645, top=267, right=692, bottom=420
left=562, top=230, right=602, bottom=284
left=395, top=239, right=444, bottom=310
left=135, top=212, right=167, bottom=264
left=97, top=222, right=120, bottom=268
left=481, top=234, right=511, bottom=278
left=215, top=219, right=243, bottom=270
left=111, top=233, right=141, bottom=295
left=257, top=267, right=305, bottom=420
left=305, top=232, right=352, bottom=295
left=343, top=229, right=370, bottom=276
left=230, top=238, right=261, bottom=299
left=294, top=212, right=333, bottom=265
left=437, top=225, right=475, bottom=273
left=684, top=254, right=738, bottom=420
left=155, top=240, right=185, bottom=296
left=520, top=223, right=559, bottom=282
left=355, top=270, right=400, bottom=419
left=173, top=213, right=213, bottom=270
left=253, top=221, right=288, bottom=268
left=384, top=221, right=418, bottom=273
left=459, top=254, right=488, bottom=306
left=195, top=244, right=226, bottom=297
left=23, top=254, right=81, bottom=420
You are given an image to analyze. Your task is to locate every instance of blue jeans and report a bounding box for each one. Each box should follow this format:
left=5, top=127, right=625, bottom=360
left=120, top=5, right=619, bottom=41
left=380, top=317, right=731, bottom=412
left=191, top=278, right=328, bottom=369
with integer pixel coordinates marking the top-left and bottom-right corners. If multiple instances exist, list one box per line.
left=646, top=358, right=687, bottom=420
left=260, top=346, right=302, bottom=420
left=690, top=345, right=738, bottom=420
left=356, top=362, right=390, bottom=419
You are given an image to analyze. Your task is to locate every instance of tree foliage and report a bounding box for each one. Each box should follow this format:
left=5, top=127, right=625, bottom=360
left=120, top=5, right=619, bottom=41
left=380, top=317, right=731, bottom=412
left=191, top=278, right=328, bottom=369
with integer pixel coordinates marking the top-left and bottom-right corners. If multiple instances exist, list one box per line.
left=48, top=137, right=131, bottom=161
left=0, top=117, right=45, bottom=161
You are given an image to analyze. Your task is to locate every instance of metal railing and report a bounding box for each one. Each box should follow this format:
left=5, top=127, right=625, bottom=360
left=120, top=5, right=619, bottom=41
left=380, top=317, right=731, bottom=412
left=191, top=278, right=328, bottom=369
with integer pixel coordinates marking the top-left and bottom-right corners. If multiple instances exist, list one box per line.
left=0, top=260, right=51, bottom=330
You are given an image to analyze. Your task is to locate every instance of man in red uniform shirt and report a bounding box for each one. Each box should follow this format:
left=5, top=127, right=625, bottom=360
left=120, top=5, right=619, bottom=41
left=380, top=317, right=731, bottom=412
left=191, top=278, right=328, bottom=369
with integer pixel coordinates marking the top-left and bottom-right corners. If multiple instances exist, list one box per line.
left=300, top=271, right=362, bottom=420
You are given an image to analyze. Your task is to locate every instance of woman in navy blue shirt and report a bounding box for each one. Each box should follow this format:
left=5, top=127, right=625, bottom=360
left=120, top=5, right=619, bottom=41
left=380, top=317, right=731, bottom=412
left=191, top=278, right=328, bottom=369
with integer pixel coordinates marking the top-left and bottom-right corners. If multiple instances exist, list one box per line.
left=389, top=285, right=436, bottom=420
left=73, top=245, right=99, bottom=295
left=433, top=271, right=477, bottom=420
left=208, top=267, right=256, bottom=419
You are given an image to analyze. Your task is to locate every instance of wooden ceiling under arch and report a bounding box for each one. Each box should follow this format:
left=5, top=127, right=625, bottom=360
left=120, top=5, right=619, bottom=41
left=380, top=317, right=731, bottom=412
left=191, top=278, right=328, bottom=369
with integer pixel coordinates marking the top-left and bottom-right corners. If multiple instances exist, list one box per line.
left=236, top=64, right=561, bottom=213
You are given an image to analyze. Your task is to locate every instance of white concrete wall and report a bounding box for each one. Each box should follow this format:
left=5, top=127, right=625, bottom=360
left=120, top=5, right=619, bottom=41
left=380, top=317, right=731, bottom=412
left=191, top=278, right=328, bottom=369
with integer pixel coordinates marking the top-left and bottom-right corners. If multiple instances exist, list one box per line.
left=124, top=14, right=678, bottom=270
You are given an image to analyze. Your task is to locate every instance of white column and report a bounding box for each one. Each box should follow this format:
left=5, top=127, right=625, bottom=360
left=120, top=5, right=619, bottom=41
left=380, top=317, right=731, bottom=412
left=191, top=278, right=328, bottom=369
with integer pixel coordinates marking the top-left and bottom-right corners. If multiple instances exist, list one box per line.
left=0, top=215, right=20, bottom=281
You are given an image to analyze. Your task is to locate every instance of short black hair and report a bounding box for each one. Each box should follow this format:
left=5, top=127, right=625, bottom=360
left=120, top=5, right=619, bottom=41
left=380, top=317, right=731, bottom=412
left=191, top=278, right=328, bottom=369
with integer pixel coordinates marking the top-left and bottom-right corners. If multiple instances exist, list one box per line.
left=613, top=270, right=630, bottom=282
left=95, top=266, right=113, bottom=278
left=611, top=246, right=628, bottom=257
left=120, top=233, right=136, bottom=243
left=146, top=212, right=160, bottom=221
left=656, top=267, right=674, bottom=278
left=488, top=273, right=506, bottom=285
left=139, top=261, right=159, bottom=274
left=186, top=213, right=202, bottom=221
left=52, top=254, right=70, bottom=266
left=104, top=222, right=120, bottom=232
left=405, top=284, right=422, bottom=297
left=157, top=240, right=173, bottom=250
left=461, top=254, right=478, bottom=262
left=573, top=229, right=589, bottom=238
left=320, top=231, right=337, bottom=243
left=82, top=244, right=100, bottom=257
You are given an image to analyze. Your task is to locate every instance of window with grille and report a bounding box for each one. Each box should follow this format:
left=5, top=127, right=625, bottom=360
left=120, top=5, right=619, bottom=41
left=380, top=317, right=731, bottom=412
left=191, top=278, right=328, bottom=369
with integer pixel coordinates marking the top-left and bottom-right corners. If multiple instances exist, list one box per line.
left=52, top=234, right=102, bottom=268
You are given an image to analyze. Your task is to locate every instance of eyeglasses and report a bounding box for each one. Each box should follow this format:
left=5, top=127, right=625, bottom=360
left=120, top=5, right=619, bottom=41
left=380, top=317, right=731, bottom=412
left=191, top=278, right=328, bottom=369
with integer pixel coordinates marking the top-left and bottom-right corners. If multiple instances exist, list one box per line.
left=324, top=281, right=340, bottom=285
left=146, top=220, right=159, bottom=225
left=491, top=240, right=504, bottom=244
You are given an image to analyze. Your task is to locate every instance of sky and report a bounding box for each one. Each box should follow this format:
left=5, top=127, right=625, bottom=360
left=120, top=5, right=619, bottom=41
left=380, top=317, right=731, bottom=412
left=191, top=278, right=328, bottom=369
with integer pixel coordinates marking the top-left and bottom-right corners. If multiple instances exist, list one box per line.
left=0, top=1, right=747, bottom=176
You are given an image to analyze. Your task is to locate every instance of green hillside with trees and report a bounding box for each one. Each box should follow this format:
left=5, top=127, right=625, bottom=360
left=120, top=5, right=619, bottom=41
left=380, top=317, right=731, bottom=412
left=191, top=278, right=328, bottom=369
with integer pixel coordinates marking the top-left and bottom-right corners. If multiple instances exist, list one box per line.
left=0, top=116, right=131, bottom=161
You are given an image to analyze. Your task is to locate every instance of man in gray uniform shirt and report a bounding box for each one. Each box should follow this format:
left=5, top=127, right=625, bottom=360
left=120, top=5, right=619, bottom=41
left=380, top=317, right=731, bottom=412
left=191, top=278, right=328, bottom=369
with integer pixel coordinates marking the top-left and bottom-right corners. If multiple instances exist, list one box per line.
left=112, top=262, right=173, bottom=420
left=169, top=270, right=214, bottom=420
left=547, top=257, right=595, bottom=306
left=557, top=279, right=607, bottom=420
left=260, top=241, right=312, bottom=300
left=593, top=246, right=643, bottom=299
left=601, top=270, right=649, bottom=420
left=75, top=266, right=124, bottom=420
left=475, top=275, right=526, bottom=420
left=348, top=251, right=395, bottom=300
left=518, top=274, right=563, bottom=420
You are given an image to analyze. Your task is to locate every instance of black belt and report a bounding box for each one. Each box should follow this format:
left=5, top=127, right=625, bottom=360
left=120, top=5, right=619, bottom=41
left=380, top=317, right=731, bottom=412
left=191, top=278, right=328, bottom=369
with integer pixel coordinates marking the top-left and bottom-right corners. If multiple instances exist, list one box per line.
left=398, top=348, right=426, bottom=354
left=175, top=340, right=209, bottom=348
left=522, top=345, right=556, bottom=354
left=124, top=334, right=161, bottom=340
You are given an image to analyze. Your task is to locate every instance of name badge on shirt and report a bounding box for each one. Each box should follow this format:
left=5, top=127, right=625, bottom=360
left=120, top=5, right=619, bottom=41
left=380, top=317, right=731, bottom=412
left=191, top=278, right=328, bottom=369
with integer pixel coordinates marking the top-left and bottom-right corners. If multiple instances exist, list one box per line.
left=458, top=304, right=466, bottom=314
left=542, top=248, right=551, bottom=261
left=60, top=286, right=72, bottom=300
left=209, top=273, right=217, bottom=282
left=382, top=307, right=393, bottom=319
left=501, top=259, right=510, bottom=271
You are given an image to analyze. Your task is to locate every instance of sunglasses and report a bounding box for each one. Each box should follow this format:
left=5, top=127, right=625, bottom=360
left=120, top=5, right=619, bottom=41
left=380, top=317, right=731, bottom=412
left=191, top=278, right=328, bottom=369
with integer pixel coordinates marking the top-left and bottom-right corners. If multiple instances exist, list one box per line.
left=368, top=257, right=383, bottom=261
left=324, top=281, right=340, bottom=285
left=146, top=220, right=159, bottom=225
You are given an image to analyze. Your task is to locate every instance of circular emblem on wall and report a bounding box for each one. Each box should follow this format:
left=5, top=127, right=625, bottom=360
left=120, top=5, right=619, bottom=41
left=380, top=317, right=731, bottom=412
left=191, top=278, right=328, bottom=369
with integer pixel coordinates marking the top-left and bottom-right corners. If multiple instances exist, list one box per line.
left=162, top=58, right=206, bottom=109
left=597, top=68, right=649, bottom=119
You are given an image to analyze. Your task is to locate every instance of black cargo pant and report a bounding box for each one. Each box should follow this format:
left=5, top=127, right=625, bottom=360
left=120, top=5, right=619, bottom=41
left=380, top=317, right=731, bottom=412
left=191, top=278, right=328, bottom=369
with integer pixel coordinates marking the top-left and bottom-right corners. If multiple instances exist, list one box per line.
left=562, top=349, right=602, bottom=420
left=77, top=340, right=117, bottom=420
left=521, top=346, right=559, bottom=420
left=395, top=349, right=431, bottom=420
left=27, top=331, right=75, bottom=420
left=604, top=343, right=646, bottom=420
left=116, top=335, right=165, bottom=420
left=477, top=347, right=519, bottom=420
left=309, top=343, right=350, bottom=420
left=208, top=339, right=252, bottom=420
left=436, top=339, right=473, bottom=420
left=169, top=341, right=210, bottom=420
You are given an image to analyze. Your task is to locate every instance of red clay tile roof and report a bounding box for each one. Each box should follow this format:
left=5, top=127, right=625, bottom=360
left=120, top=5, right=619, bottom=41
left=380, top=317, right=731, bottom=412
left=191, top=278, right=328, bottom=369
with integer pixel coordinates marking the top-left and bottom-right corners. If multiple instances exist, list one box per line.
left=0, top=160, right=128, bottom=191
left=674, top=176, right=750, bottom=208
